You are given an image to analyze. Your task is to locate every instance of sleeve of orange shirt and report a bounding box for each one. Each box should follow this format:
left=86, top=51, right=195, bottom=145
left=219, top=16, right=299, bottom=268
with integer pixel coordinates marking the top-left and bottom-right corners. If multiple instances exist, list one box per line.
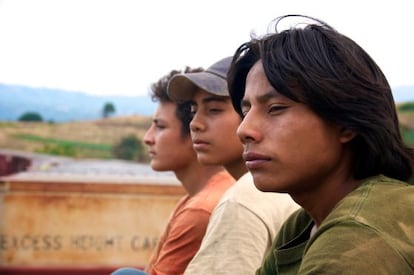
left=147, top=208, right=211, bottom=275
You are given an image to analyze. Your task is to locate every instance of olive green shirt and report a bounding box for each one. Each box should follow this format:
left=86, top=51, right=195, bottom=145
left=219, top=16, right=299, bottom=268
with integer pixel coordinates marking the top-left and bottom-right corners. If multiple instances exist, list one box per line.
left=257, top=175, right=414, bottom=274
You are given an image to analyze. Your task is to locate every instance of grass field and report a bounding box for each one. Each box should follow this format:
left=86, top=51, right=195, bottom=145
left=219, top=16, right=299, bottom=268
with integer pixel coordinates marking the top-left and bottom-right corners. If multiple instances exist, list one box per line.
left=0, top=115, right=152, bottom=160
left=1, top=109, right=413, bottom=161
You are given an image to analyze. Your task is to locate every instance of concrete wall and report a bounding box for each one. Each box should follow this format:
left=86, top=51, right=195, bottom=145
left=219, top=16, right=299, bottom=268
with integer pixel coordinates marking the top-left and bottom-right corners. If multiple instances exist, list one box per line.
left=0, top=174, right=184, bottom=273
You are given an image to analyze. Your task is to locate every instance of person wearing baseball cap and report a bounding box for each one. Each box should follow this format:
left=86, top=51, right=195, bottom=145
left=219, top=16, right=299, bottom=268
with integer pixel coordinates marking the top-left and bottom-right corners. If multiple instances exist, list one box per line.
left=168, top=56, right=230, bottom=102
left=168, top=56, right=299, bottom=275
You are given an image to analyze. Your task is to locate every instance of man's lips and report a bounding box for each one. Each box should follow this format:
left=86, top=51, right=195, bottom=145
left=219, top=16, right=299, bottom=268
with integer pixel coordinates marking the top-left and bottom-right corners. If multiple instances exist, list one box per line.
left=243, top=152, right=271, bottom=169
left=192, top=139, right=209, bottom=150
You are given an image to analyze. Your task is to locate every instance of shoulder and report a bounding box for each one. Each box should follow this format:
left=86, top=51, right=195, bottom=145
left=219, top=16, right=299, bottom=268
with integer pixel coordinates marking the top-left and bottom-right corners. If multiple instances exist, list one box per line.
left=220, top=173, right=297, bottom=206
left=323, top=175, right=414, bottom=229
left=216, top=173, right=300, bottom=222
left=302, top=176, right=414, bottom=273
left=302, top=220, right=413, bottom=273
left=182, top=171, right=235, bottom=214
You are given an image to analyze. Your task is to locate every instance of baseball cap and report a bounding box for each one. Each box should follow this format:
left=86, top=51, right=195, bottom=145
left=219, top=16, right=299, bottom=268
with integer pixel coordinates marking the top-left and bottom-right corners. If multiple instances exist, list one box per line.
left=168, top=56, right=232, bottom=102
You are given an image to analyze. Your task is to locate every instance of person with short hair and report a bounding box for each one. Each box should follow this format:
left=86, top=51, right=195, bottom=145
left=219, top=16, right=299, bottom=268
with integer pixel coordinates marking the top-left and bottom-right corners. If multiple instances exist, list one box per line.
left=227, top=14, right=414, bottom=274
left=168, top=57, right=300, bottom=275
left=112, top=67, right=234, bottom=275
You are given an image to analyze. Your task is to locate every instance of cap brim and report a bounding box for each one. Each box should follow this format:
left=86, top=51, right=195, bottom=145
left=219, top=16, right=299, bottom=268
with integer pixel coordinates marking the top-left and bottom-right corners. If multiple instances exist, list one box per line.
left=168, top=71, right=228, bottom=102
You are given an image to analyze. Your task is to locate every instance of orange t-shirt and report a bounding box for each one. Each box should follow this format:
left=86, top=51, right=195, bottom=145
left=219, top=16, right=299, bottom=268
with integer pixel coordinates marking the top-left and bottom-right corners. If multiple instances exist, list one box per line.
left=146, top=170, right=235, bottom=275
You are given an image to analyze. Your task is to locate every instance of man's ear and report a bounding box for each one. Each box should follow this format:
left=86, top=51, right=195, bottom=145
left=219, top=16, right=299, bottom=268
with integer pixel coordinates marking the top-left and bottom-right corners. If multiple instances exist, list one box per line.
left=339, top=127, right=357, bottom=143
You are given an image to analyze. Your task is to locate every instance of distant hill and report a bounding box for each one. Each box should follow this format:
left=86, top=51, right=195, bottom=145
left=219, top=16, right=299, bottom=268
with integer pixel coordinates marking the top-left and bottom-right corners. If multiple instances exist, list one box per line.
left=0, top=83, right=412, bottom=122
left=0, top=84, right=157, bottom=122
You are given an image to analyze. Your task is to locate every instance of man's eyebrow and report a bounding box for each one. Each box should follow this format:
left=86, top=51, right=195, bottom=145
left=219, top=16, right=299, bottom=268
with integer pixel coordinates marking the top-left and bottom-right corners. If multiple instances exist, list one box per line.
left=256, top=90, right=281, bottom=103
left=241, top=90, right=279, bottom=105
left=152, top=118, right=163, bottom=124
left=190, top=96, right=228, bottom=105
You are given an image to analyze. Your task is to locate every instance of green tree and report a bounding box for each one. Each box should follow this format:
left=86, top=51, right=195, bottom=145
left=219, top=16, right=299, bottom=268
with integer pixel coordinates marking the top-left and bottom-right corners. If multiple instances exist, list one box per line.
left=18, top=111, right=43, bottom=122
left=102, top=102, right=116, bottom=118
left=112, top=134, right=146, bottom=161
left=398, top=101, right=414, bottom=112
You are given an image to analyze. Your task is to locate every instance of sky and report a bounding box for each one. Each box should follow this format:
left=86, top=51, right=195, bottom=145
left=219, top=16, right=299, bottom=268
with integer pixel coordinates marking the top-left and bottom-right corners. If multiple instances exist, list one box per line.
left=0, top=0, right=413, bottom=97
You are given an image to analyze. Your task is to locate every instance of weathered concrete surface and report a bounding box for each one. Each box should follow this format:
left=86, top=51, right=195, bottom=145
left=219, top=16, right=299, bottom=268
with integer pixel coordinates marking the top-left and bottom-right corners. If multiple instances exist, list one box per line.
left=0, top=149, right=184, bottom=270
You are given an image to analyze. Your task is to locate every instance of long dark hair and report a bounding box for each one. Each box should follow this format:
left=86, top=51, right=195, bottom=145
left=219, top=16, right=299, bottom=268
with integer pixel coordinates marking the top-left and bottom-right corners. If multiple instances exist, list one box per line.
left=228, top=15, right=414, bottom=181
